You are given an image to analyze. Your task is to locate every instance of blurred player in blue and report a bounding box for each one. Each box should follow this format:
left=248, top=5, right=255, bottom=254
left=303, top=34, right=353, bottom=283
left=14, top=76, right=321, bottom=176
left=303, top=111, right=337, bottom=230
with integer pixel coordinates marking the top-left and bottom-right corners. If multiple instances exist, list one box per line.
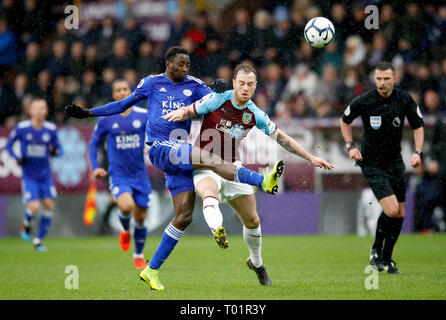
left=64, top=46, right=283, bottom=290
left=6, top=97, right=63, bottom=252
left=88, top=79, right=152, bottom=269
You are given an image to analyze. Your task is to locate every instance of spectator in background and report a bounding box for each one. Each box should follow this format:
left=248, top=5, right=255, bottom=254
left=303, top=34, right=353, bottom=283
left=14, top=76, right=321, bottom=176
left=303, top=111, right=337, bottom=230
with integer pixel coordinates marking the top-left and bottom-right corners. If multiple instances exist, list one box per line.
left=421, top=89, right=444, bottom=115
left=227, top=8, right=256, bottom=64
left=121, top=17, right=146, bottom=57
left=438, top=58, right=446, bottom=103
left=163, top=10, right=190, bottom=54
left=82, top=18, right=101, bottom=47
left=349, top=2, right=373, bottom=44
left=22, top=0, right=46, bottom=42
left=0, top=76, right=20, bottom=127
left=255, top=62, right=286, bottom=115
left=415, top=64, right=437, bottom=96
left=337, top=66, right=367, bottom=110
left=343, top=35, right=367, bottom=69
left=97, top=16, right=121, bottom=55
left=380, top=4, right=399, bottom=53
left=80, top=68, right=100, bottom=107
left=329, top=2, right=350, bottom=45
left=280, top=63, right=318, bottom=104
left=365, top=32, right=393, bottom=74
left=30, top=69, right=54, bottom=119
left=183, top=11, right=218, bottom=58
left=20, top=42, right=45, bottom=83
left=13, top=73, right=28, bottom=113
left=0, top=17, right=19, bottom=72
left=268, top=5, right=301, bottom=67
left=105, top=37, right=134, bottom=73
left=251, top=9, right=273, bottom=66
left=136, top=41, right=162, bottom=78
left=275, top=91, right=316, bottom=119
left=216, top=65, right=233, bottom=86
left=84, top=45, right=104, bottom=76
left=317, top=40, right=343, bottom=75
left=98, top=67, right=117, bottom=102
left=398, top=2, right=427, bottom=54
left=312, top=63, right=341, bottom=115
left=52, top=76, right=70, bottom=124
left=54, top=18, right=79, bottom=49
left=67, top=41, right=85, bottom=78
left=46, top=40, right=68, bottom=78
left=200, top=38, right=228, bottom=80
left=430, top=111, right=446, bottom=230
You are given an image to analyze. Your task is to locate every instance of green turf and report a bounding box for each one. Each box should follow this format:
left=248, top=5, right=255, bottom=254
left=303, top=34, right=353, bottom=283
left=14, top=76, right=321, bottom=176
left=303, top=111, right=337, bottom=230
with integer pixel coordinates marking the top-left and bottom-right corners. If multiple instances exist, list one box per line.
left=0, top=234, right=445, bottom=300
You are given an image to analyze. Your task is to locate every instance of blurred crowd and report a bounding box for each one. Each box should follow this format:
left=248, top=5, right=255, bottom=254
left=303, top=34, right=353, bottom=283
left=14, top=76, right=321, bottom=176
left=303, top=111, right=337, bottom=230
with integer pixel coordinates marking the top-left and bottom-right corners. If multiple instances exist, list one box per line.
left=0, top=0, right=445, bottom=126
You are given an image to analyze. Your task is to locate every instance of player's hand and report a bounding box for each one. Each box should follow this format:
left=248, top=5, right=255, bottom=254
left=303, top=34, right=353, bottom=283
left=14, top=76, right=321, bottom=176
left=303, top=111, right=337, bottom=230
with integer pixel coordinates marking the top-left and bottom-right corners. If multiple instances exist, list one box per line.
left=348, top=148, right=362, bottom=161
left=411, top=153, right=422, bottom=168
left=17, top=157, right=28, bottom=165
left=161, top=108, right=187, bottom=122
left=92, top=168, right=108, bottom=179
left=309, top=156, right=334, bottom=170
left=49, top=147, right=61, bottom=157
left=210, top=79, right=229, bottom=93
left=64, top=103, right=90, bottom=119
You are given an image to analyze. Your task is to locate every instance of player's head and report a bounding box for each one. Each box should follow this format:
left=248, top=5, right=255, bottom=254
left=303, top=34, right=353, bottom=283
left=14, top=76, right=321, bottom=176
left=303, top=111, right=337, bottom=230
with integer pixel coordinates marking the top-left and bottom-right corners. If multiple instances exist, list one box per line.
left=165, top=46, right=190, bottom=83
left=374, top=61, right=398, bottom=98
left=112, top=78, right=131, bottom=101
left=28, top=97, right=48, bottom=122
left=232, top=64, right=257, bottom=105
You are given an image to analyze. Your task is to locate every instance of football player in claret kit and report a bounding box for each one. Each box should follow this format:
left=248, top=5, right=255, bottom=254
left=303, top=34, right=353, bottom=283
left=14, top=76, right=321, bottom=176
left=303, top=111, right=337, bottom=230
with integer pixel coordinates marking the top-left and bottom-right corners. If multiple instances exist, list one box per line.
left=89, top=79, right=152, bottom=269
left=163, top=64, right=334, bottom=285
left=64, top=47, right=284, bottom=290
left=340, top=61, right=424, bottom=274
left=5, top=98, right=63, bottom=251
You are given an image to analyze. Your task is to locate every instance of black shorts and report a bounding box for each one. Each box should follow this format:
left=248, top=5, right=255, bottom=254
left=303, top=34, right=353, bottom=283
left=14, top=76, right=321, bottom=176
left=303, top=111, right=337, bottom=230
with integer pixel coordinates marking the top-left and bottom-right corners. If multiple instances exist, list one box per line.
left=360, top=160, right=406, bottom=203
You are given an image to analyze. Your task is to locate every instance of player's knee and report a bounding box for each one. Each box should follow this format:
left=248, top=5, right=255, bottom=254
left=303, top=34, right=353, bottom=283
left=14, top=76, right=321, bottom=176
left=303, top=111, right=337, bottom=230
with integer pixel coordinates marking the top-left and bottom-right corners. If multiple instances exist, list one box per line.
left=118, top=202, right=134, bottom=214
left=385, top=206, right=400, bottom=217
left=28, top=202, right=40, bottom=214
left=244, top=215, right=260, bottom=229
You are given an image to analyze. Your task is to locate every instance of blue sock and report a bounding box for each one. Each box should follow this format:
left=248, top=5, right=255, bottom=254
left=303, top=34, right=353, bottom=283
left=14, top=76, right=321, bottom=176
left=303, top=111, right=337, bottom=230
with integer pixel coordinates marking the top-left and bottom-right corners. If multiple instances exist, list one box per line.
left=24, top=208, right=33, bottom=226
left=118, top=211, right=131, bottom=231
left=37, top=211, right=53, bottom=239
left=134, top=224, right=147, bottom=255
left=235, top=166, right=264, bottom=188
left=149, top=223, right=183, bottom=270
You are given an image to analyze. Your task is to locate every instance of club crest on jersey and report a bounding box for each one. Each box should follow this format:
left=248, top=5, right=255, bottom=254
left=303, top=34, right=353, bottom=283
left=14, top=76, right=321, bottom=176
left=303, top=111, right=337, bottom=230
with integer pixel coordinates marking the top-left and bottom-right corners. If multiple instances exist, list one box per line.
left=370, top=116, right=381, bottom=130
left=242, top=112, right=252, bottom=124
left=183, top=89, right=192, bottom=96
left=132, top=120, right=142, bottom=128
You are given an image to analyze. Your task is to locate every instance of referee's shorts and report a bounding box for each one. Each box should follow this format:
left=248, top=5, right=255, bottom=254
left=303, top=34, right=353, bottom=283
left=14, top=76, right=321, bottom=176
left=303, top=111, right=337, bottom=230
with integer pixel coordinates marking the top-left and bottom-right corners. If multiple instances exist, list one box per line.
left=360, top=160, right=406, bottom=203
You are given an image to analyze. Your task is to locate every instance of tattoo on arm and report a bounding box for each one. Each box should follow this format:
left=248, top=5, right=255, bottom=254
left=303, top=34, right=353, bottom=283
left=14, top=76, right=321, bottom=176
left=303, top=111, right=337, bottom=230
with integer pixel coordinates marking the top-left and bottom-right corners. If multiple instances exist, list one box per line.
left=276, top=132, right=299, bottom=156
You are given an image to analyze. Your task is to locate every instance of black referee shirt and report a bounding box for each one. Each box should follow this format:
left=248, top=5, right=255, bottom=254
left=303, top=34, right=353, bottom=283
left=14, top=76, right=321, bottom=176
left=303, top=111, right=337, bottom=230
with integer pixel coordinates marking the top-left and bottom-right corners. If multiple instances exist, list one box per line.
left=342, top=88, right=424, bottom=165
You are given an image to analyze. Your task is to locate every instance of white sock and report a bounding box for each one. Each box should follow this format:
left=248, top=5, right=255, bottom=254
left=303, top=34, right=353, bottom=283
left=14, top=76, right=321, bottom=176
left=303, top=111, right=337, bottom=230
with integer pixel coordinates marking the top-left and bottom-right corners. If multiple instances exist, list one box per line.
left=203, top=196, right=223, bottom=233
left=243, top=225, right=263, bottom=268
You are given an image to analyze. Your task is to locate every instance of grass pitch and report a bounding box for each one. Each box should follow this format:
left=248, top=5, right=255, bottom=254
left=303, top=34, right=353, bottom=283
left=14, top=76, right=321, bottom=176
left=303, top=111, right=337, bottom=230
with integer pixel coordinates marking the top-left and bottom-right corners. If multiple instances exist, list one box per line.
left=0, top=234, right=445, bottom=300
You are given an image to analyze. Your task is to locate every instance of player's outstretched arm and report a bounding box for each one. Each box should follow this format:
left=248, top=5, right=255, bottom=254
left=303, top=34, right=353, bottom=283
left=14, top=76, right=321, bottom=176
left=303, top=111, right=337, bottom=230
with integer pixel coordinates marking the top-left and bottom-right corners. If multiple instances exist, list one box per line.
left=271, top=128, right=334, bottom=170
left=161, top=105, right=196, bottom=122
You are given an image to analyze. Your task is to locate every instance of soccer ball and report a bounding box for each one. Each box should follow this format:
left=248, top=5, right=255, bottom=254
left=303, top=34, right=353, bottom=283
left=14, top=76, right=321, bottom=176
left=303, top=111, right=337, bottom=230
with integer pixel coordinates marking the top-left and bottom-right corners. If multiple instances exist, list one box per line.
left=304, top=17, right=335, bottom=48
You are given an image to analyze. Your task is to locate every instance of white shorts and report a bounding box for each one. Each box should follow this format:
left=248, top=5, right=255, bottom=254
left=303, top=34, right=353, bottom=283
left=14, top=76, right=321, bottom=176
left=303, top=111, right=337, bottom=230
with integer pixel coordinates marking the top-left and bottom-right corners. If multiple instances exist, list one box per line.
left=193, top=163, right=254, bottom=202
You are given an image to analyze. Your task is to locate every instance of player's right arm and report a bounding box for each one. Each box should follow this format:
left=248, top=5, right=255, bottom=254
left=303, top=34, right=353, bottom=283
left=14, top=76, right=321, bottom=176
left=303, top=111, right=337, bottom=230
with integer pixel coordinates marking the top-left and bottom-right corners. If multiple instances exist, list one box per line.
left=162, top=92, right=227, bottom=122
left=64, top=77, right=151, bottom=119
left=88, top=118, right=108, bottom=179
left=5, top=126, right=23, bottom=163
left=340, top=99, right=363, bottom=161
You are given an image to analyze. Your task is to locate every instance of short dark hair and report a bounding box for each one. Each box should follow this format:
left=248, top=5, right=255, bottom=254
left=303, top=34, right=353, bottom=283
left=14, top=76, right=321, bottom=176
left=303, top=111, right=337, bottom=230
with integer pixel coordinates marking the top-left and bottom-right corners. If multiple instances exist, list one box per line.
left=375, top=61, right=395, bottom=73
left=112, top=78, right=129, bottom=90
left=233, top=64, right=257, bottom=80
left=165, top=46, right=189, bottom=62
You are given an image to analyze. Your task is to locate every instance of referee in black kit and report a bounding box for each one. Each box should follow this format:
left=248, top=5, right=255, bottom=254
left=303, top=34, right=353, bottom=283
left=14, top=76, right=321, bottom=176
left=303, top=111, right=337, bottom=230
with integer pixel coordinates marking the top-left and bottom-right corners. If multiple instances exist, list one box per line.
left=340, top=61, right=424, bottom=274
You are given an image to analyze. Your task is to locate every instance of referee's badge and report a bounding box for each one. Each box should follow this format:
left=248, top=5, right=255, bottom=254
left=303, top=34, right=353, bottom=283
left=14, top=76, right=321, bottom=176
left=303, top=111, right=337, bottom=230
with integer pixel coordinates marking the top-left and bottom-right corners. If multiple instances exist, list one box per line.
left=370, top=116, right=381, bottom=130
left=392, top=117, right=401, bottom=127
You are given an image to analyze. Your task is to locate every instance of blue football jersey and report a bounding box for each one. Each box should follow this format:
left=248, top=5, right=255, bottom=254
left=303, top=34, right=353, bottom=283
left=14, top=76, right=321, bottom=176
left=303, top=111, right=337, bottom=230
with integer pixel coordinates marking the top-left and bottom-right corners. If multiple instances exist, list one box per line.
left=5, top=120, right=63, bottom=181
left=89, top=106, right=150, bottom=185
left=132, top=73, right=213, bottom=143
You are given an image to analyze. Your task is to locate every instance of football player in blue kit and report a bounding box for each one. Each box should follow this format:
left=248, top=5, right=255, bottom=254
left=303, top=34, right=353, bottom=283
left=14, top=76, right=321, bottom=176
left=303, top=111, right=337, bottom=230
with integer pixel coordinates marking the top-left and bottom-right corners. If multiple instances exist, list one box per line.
left=64, top=46, right=283, bottom=290
left=89, top=79, right=152, bottom=269
left=6, top=97, right=63, bottom=252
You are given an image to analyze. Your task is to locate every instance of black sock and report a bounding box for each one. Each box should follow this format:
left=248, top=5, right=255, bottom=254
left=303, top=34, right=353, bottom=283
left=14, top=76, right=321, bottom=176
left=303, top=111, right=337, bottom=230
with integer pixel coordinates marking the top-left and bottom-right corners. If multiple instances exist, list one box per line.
left=382, top=217, right=404, bottom=262
left=372, top=212, right=391, bottom=252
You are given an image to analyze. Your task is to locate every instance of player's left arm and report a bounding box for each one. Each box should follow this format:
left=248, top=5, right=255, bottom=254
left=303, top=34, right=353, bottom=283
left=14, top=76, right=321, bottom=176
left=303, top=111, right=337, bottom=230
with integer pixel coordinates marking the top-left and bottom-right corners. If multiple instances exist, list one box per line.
left=271, top=128, right=334, bottom=170
left=49, top=128, right=63, bottom=157
left=405, top=93, right=425, bottom=168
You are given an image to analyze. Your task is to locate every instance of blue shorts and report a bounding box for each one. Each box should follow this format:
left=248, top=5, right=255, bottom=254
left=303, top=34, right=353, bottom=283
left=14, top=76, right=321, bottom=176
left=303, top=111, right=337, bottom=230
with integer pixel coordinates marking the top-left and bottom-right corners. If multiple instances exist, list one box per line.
left=22, top=176, right=57, bottom=203
left=148, top=140, right=194, bottom=197
left=109, top=176, right=152, bottom=209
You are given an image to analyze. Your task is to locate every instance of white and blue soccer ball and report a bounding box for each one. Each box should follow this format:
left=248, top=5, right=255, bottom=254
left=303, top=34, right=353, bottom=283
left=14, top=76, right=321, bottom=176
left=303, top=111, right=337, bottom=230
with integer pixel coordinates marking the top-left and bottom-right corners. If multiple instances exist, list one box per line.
left=304, top=17, right=335, bottom=48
